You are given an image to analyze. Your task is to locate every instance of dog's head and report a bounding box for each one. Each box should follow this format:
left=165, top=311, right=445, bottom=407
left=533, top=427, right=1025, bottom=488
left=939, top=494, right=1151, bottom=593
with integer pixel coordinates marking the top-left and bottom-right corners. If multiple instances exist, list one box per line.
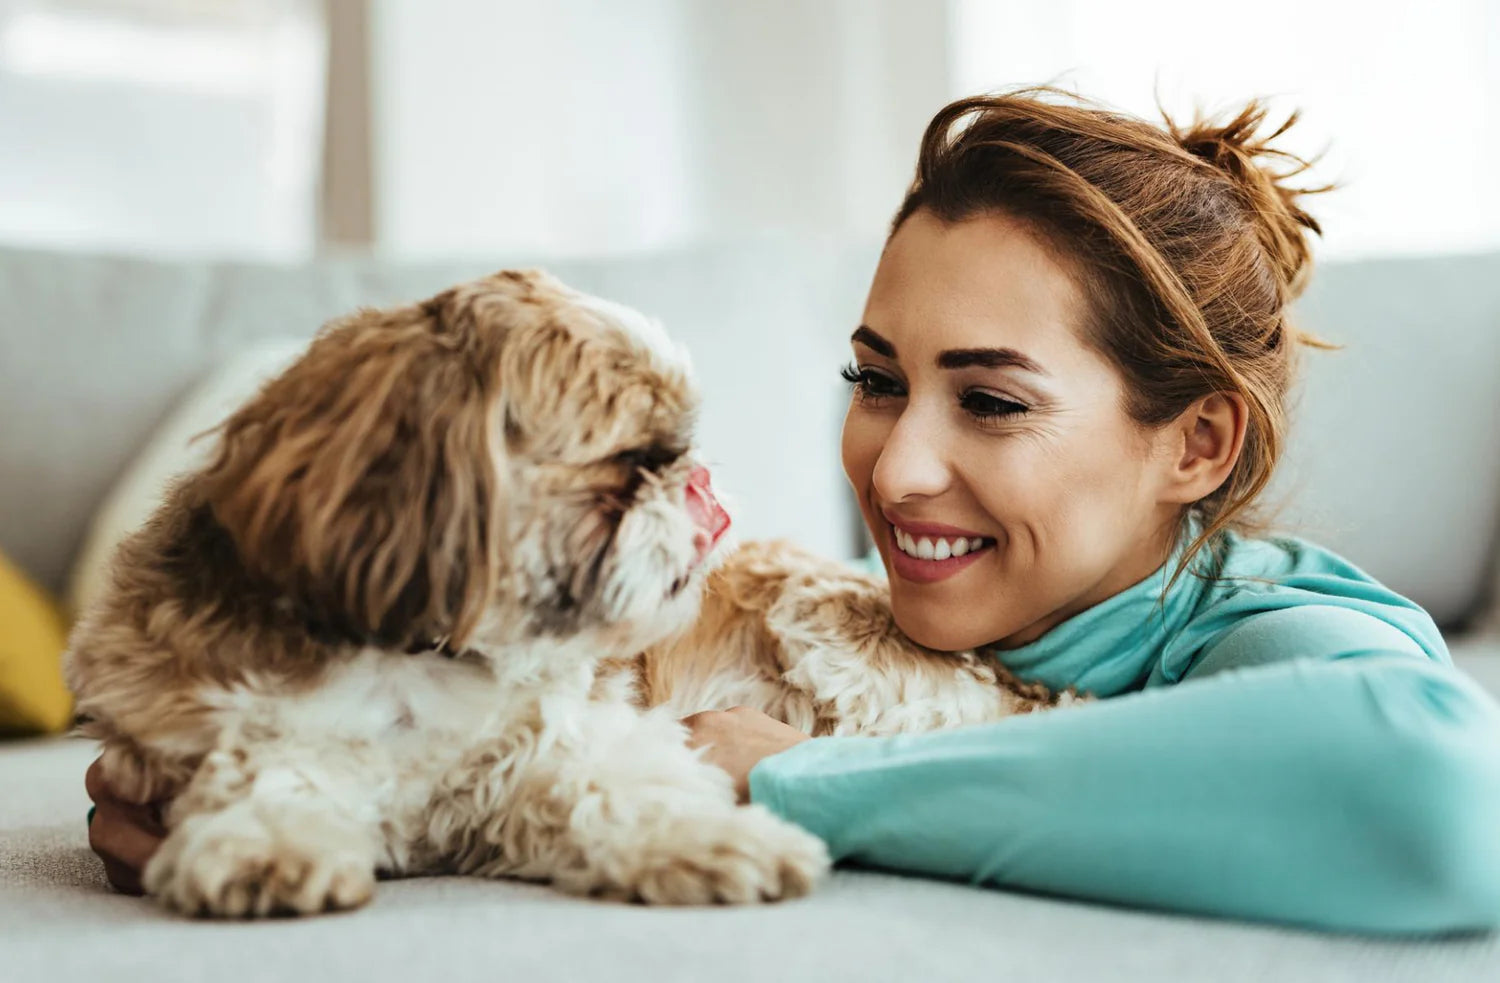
left=198, top=269, right=729, bottom=657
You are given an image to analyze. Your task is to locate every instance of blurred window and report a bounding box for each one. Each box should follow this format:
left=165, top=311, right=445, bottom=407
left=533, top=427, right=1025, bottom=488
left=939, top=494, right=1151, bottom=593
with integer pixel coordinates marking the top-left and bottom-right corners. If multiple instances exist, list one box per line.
left=0, top=0, right=324, bottom=258
left=951, top=0, right=1500, bottom=259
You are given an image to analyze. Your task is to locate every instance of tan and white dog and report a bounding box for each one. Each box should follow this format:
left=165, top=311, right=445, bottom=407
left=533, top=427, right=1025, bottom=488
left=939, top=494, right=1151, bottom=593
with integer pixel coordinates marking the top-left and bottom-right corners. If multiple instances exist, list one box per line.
left=66, top=270, right=1070, bottom=918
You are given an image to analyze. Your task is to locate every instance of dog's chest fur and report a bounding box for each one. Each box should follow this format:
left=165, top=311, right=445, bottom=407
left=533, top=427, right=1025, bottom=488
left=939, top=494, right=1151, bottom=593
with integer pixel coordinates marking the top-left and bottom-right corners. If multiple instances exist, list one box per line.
left=208, top=651, right=505, bottom=743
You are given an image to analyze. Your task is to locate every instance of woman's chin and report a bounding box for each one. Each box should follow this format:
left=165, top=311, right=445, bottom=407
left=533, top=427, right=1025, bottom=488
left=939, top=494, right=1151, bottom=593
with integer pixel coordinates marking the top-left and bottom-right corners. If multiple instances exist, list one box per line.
left=889, top=602, right=994, bottom=654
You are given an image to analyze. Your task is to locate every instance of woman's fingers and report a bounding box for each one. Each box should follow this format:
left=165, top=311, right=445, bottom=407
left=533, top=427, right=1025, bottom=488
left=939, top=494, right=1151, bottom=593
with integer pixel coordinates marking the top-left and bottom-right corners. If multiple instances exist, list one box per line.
left=99, top=854, right=145, bottom=897
left=86, top=757, right=166, bottom=832
left=83, top=756, right=110, bottom=804
left=87, top=799, right=164, bottom=894
left=85, top=756, right=167, bottom=895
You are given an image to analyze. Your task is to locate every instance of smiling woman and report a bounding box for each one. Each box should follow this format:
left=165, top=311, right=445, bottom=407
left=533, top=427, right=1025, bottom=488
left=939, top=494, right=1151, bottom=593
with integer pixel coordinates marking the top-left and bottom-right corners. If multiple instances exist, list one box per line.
left=843, top=210, right=1197, bottom=651
left=735, top=87, right=1500, bottom=935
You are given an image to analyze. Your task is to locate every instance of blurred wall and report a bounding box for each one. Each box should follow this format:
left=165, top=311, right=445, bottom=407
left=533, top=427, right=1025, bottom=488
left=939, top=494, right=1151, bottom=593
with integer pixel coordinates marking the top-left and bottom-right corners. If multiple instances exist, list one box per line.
left=368, top=0, right=948, bottom=259
left=952, top=0, right=1500, bottom=260
left=3, top=1, right=1495, bottom=263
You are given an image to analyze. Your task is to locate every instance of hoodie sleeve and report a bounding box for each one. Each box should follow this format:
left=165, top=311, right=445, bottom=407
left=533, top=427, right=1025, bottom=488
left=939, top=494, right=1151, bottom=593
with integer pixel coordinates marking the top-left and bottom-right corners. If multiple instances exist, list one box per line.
left=749, top=609, right=1500, bottom=934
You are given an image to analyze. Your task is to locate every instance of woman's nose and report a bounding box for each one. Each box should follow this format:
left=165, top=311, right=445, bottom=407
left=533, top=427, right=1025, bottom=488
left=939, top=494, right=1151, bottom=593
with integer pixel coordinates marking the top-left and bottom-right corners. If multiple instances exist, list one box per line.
left=871, top=408, right=952, bottom=504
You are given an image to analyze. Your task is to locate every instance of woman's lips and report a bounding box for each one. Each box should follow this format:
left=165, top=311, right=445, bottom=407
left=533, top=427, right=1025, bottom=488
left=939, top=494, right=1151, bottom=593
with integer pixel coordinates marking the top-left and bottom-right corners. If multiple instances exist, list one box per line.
left=880, top=509, right=990, bottom=540
left=883, top=519, right=995, bottom=585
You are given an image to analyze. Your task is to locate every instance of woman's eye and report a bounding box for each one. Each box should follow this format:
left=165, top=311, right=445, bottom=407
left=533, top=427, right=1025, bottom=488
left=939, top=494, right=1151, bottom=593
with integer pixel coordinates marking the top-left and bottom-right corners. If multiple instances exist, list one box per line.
left=840, top=363, right=904, bottom=400
left=960, top=389, right=1029, bottom=421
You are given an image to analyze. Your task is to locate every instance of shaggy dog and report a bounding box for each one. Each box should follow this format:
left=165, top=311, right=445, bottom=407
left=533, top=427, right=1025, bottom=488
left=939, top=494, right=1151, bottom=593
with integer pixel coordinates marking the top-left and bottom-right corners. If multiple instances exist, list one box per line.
left=66, top=270, right=1068, bottom=918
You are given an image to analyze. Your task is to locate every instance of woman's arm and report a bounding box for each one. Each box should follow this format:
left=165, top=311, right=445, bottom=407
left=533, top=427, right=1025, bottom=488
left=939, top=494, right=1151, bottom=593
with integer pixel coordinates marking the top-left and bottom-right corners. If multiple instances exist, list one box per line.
left=749, top=618, right=1500, bottom=934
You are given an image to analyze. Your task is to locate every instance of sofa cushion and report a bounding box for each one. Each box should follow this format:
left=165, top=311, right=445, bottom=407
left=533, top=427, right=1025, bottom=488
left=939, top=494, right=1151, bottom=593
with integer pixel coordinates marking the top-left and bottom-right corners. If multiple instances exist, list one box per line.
left=0, top=548, right=70, bottom=734
left=65, top=338, right=307, bottom=616
left=4, top=735, right=1498, bottom=982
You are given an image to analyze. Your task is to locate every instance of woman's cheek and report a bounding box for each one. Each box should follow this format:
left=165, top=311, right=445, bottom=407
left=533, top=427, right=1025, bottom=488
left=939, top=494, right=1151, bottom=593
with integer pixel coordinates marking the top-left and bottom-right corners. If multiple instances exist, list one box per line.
left=962, top=435, right=1051, bottom=527
left=840, top=404, right=883, bottom=494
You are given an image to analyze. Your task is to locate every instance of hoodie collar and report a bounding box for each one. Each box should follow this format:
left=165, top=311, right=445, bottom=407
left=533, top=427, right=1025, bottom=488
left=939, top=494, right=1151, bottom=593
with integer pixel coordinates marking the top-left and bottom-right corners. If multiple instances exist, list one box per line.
left=986, top=525, right=1209, bottom=697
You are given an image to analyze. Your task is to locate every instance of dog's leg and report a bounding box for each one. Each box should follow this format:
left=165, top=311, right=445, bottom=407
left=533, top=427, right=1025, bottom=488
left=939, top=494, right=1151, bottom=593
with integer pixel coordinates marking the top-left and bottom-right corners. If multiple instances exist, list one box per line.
left=143, top=736, right=388, bottom=917
left=428, top=702, right=829, bottom=904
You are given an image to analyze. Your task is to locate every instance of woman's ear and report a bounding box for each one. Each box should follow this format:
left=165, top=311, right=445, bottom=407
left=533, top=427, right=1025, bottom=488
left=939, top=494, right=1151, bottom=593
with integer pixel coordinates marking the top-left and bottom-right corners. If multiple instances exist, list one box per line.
left=1157, top=392, right=1248, bottom=505
left=199, top=301, right=501, bottom=651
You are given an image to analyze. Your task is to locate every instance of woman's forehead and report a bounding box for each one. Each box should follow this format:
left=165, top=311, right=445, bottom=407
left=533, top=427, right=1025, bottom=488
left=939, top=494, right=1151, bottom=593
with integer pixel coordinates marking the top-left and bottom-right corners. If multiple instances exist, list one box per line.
left=861, top=212, right=1097, bottom=372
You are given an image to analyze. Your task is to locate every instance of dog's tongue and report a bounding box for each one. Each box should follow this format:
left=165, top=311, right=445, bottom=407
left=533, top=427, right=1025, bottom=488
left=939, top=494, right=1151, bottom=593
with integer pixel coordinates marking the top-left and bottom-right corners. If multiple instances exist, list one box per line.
left=686, top=466, right=731, bottom=560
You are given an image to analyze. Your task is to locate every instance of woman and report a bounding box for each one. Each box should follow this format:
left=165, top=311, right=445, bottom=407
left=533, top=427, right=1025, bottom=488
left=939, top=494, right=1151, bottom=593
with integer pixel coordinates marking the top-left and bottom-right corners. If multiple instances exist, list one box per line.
left=88, top=90, right=1500, bottom=933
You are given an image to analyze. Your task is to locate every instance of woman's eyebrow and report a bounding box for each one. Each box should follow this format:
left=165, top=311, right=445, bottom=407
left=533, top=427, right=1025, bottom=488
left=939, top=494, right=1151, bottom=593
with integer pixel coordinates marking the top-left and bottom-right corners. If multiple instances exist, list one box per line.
left=851, top=325, right=896, bottom=357
left=853, top=326, right=1047, bottom=377
left=937, top=348, right=1047, bottom=375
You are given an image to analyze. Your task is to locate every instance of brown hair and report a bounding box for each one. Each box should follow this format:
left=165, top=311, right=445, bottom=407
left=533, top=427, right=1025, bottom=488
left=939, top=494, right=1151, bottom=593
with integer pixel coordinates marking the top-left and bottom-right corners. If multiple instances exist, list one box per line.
left=893, top=86, right=1330, bottom=578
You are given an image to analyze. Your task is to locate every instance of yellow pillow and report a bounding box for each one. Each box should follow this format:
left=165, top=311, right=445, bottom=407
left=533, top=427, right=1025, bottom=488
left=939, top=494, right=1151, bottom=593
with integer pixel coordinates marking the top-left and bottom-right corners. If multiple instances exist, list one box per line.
left=0, top=549, right=72, bottom=735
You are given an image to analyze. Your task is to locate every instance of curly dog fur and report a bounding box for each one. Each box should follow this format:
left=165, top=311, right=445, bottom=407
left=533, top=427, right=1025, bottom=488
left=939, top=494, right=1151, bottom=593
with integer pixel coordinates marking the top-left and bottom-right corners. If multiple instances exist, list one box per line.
left=66, top=270, right=1071, bottom=917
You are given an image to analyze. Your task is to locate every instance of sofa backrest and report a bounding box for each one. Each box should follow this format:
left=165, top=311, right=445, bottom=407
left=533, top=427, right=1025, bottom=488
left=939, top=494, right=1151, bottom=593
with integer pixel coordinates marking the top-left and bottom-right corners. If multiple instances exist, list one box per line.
left=0, top=239, right=877, bottom=600
left=1274, top=251, right=1500, bottom=627
left=1, top=242, right=1497, bottom=627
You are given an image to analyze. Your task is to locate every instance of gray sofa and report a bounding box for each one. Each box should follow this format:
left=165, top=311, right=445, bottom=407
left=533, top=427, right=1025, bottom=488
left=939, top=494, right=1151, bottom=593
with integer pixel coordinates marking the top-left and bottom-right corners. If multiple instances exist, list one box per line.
left=3, top=241, right=1500, bottom=981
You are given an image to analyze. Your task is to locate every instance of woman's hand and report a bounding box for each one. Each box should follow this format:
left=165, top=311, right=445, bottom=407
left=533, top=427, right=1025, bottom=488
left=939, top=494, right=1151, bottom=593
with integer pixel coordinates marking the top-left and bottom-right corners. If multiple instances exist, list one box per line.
left=680, top=706, right=812, bottom=803
left=84, top=757, right=166, bottom=895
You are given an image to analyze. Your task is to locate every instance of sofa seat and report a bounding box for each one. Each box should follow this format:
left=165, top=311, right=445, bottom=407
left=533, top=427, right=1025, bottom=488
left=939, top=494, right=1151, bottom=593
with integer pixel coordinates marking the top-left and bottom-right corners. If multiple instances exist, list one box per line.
left=5, top=643, right=1499, bottom=983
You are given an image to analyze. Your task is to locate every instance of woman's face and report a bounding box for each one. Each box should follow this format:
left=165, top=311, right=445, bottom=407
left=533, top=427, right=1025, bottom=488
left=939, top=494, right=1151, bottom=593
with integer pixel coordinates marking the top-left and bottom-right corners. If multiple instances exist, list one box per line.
left=841, top=209, right=1183, bottom=651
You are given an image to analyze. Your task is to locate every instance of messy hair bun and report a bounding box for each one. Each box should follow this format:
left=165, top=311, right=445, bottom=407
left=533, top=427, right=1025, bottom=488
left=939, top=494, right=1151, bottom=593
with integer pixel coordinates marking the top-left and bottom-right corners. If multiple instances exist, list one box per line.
left=894, top=88, right=1332, bottom=578
left=1168, top=102, right=1326, bottom=302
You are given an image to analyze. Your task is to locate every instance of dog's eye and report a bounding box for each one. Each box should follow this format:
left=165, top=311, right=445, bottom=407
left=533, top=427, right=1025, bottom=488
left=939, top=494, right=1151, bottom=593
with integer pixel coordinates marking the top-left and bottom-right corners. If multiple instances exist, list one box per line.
left=613, top=445, right=682, bottom=473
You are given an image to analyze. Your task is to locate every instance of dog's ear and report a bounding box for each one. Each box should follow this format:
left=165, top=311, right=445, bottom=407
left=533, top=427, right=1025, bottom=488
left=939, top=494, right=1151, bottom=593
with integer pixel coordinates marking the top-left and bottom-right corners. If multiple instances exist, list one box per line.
left=199, top=293, right=501, bottom=650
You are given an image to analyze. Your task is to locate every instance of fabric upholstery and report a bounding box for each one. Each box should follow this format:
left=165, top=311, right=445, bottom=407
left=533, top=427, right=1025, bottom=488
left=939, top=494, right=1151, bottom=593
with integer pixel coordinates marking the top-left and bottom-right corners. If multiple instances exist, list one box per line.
left=0, top=548, right=70, bottom=734
left=65, top=338, right=307, bottom=615
left=4, top=661, right=1499, bottom=983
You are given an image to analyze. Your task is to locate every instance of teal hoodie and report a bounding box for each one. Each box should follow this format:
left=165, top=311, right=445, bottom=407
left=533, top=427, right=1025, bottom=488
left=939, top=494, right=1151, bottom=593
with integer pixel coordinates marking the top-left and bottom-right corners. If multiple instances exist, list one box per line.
left=749, top=528, right=1500, bottom=934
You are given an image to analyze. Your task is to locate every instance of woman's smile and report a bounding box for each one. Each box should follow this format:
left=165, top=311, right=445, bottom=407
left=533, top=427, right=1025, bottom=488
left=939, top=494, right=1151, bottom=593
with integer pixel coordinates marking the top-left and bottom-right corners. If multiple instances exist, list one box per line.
left=882, top=510, right=996, bottom=584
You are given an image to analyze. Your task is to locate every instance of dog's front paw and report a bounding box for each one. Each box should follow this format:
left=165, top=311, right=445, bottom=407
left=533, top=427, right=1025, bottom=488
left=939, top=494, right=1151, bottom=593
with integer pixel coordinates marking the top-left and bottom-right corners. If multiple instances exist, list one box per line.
left=144, top=808, right=375, bottom=917
left=615, top=805, right=830, bottom=905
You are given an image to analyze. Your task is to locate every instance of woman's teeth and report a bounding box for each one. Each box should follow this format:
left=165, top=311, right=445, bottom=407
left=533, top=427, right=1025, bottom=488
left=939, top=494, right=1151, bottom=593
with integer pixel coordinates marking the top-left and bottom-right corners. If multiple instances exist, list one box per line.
left=891, top=525, right=991, bottom=561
